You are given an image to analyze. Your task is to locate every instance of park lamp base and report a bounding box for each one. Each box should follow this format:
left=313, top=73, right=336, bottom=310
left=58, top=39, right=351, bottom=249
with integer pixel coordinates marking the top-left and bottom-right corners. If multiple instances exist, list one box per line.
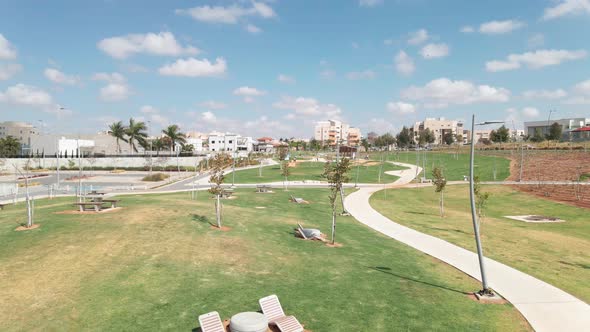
left=474, top=289, right=504, bottom=303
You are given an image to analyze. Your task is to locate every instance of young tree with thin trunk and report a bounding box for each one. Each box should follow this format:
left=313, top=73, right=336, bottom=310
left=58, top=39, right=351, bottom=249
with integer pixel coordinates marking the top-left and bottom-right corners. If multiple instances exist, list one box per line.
left=208, top=154, right=227, bottom=228
left=323, top=158, right=351, bottom=245
left=281, top=160, right=291, bottom=191
left=474, top=176, right=490, bottom=223
left=432, top=167, right=447, bottom=217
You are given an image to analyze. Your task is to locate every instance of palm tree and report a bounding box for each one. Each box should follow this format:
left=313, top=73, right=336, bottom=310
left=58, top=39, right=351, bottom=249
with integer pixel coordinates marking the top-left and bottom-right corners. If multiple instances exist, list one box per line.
left=162, top=124, right=186, bottom=154
left=152, top=137, right=165, bottom=156
left=125, top=118, right=148, bottom=153
left=108, top=121, right=128, bottom=154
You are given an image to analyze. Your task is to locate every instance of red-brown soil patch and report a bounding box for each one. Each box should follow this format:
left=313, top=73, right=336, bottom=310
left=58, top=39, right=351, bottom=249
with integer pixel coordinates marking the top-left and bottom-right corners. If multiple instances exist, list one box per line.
left=15, top=224, right=41, bottom=231
left=210, top=225, right=232, bottom=232
left=509, top=151, right=590, bottom=209
left=467, top=293, right=507, bottom=304
left=325, top=242, right=343, bottom=248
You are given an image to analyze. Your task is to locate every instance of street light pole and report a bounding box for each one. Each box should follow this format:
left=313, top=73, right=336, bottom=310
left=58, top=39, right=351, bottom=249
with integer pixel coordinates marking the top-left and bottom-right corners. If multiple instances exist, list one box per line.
left=469, top=115, right=504, bottom=297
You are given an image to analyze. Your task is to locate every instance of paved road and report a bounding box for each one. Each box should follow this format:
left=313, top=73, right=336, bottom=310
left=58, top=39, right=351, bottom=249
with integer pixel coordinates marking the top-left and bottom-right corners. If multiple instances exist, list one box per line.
left=344, top=162, right=590, bottom=332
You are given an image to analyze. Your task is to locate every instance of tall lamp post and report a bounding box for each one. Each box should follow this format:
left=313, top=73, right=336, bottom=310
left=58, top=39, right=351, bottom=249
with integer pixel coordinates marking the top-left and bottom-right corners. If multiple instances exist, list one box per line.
left=469, top=115, right=504, bottom=297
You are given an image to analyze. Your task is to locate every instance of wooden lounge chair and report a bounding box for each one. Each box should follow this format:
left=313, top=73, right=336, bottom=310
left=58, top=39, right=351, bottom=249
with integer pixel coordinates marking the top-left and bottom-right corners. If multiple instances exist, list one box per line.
left=290, top=195, right=304, bottom=204
left=198, top=311, right=226, bottom=332
left=259, top=294, right=304, bottom=332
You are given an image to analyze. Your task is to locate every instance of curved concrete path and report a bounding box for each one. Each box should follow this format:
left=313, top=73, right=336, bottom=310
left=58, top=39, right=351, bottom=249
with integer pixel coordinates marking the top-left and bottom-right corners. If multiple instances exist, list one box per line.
left=344, top=162, right=590, bottom=332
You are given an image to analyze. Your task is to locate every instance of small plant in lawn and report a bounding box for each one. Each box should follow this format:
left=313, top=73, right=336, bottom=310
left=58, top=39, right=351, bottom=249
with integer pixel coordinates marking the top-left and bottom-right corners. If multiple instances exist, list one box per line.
left=208, top=154, right=227, bottom=228
left=323, top=158, right=351, bottom=245
left=141, top=173, right=170, bottom=182
left=432, top=167, right=447, bottom=217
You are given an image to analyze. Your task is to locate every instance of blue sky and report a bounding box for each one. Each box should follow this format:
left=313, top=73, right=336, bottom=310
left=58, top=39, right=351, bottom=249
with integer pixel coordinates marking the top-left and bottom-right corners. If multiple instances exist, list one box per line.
left=1, top=0, right=590, bottom=137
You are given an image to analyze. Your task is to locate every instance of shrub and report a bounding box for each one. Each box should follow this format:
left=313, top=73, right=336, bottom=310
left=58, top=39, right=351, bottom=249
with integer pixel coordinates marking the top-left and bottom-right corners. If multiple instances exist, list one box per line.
left=141, top=173, right=170, bottom=182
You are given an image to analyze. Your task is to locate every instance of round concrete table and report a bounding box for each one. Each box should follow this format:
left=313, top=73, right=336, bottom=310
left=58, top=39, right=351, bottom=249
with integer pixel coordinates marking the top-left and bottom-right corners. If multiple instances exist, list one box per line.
left=229, top=312, right=268, bottom=332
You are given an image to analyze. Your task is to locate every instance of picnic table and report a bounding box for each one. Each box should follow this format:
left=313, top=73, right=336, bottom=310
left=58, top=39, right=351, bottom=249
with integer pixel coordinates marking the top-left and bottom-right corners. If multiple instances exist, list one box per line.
left=73, top=199, right=120, bottom=212
left=256, top=185, right=272, bottom=193
left=221, top=189, right=234, bottom=199
left=0, top=203, right=6, bottom=211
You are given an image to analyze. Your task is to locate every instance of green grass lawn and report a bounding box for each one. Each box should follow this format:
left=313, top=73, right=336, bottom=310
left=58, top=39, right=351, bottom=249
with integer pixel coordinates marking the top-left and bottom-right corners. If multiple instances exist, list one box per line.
left=371, top=152, right=511, bottom=182
left=228, top=161, right=407, bottom=184
left=0, top=189, right=530, bottom=331
left=370, top=185, right=590, bottom=302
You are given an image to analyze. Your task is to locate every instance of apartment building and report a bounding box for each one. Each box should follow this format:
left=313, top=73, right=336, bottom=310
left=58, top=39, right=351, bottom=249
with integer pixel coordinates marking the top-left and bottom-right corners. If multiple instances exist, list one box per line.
left=314, top=120, right=361, bottom=146
left=412, top=118, right=463, bottom=145
left=0, top=121, right=36, bottom=153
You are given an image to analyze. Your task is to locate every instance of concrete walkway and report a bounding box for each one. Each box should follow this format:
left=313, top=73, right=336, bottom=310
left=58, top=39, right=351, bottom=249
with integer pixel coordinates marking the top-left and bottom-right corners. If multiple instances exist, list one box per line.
left=344, top=162, right=590, bottom=332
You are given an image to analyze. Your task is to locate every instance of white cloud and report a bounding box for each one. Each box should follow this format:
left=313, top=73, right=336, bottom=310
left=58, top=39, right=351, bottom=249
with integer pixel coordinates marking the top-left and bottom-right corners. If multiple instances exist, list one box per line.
left=408, top=29, right=429, bottom=45
left=98, top=31, right=200, bottom=59
left=479, top=20, right=525, bottom=35
left=320, top=69, right=336, bottom=79
left=542, top=0, right=590, bottom=20
left=278, top=74, right=295, bottom=84
left=359, top=0, right=384, bottom=7
left=360, top=118, right=396, bottom=134
left=158, top=57, right=227, bottom=77
left=273, top=96, right=342, bottom=119
left=0, top=34, right=17, bottom=60
left=387, top=101, right=416, bottom=114
left=176, top=2, right=276, bottom=24
left=140, top=105, right=159, bottom=114
left=246, top=24, right=262, bottom=34
left=394, top=50, right=415, bottom=75
left=201, top=111, right=217, bottom=123
left=522, top=107, right=540, bottom=118
left=100, top=83, right=130, bottom=102
left=400, top=78, right=511, bottom=108
left=527, top=34, right=545, bottom=49
left=420, top=43, right=450, bottom=59
left=92, top=72, right=131, bottom=102
left=574, top=79, right=590, bottom=94
left=522, top=89, right=567, bottom=100
left=92, top=72, right=126, bottom=83
left=0, top=84, right=53, bottom=106
left=233, top=86, right=266, bottom=96
left=200, top=101, right=227, bottom=109
left=485, top=60, right=521, bottom=72
left=44, top=68, right=80, bottom=85
left=460, top=26, right=475, bottom=33
left=563, top=79, right=590, bottom=104
left=346, top=70, right=376, bottom=80
left=486, top=49, right=587, bottom=72
left=0, top=63, right=22, bottom=80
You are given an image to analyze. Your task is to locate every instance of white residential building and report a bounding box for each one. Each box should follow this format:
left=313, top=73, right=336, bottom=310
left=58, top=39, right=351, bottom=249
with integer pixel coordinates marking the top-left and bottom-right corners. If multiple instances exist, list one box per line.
left=208, top=133, right=253, bottom=153
left=412, top=118, right=464, bottom=145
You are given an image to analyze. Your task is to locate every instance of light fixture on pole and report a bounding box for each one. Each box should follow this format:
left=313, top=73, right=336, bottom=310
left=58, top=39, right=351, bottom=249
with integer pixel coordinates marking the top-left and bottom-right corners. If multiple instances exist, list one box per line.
left=469, top=115, right=504, bottom=299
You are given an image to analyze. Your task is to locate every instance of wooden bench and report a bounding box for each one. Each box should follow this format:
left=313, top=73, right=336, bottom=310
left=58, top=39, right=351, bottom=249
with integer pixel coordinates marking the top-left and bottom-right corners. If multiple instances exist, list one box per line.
left=101, top=199, right=120, bottom=209
left=0, top=204, right=6, bottom=211
left=74, top=202, right=105, bottom=212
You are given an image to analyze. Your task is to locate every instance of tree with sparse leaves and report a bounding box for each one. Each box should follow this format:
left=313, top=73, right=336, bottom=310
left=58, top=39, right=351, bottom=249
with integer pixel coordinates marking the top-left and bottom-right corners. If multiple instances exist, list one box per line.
left=281, top=160, right=290, bottom=191
left=323, top=158, right=351, bottom=245
left=490, top=125, right=510, bottom=143
left=208, top=154, right=228, bottom=228
left=474, top=176, right=490, bottom=222
left=432, top=167, right=447, bottom=217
